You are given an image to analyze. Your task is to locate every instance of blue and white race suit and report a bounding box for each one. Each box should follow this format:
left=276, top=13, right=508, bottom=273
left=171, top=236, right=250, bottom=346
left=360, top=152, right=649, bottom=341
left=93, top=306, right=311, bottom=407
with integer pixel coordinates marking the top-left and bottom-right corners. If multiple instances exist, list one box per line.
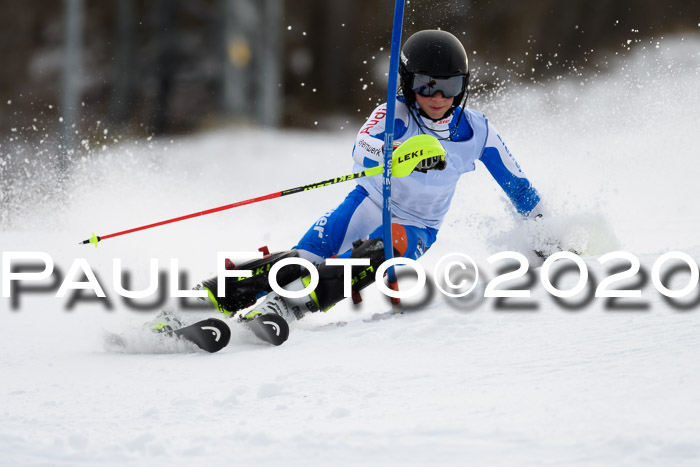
left=295, top=96, right=542, bottom=263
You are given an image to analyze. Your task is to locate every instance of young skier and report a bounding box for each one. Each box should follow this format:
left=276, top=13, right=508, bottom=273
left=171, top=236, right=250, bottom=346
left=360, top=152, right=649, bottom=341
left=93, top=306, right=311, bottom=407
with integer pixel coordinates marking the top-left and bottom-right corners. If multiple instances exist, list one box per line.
left=192, top=29, right=545, bottom=328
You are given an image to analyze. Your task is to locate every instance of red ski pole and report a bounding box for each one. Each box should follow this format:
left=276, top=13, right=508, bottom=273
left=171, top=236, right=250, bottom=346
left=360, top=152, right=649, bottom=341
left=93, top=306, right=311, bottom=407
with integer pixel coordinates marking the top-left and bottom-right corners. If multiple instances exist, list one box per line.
left=79, top=134, right=445, bottom=247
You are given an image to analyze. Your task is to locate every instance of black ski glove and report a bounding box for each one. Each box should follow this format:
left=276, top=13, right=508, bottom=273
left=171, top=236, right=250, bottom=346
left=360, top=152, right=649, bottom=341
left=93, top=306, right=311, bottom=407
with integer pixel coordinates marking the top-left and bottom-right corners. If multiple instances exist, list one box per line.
left=531, top=214, right=582, bottom=259
left=413, top=155, right=447, bottom=173
left=385, top=140, right=446, bottom=174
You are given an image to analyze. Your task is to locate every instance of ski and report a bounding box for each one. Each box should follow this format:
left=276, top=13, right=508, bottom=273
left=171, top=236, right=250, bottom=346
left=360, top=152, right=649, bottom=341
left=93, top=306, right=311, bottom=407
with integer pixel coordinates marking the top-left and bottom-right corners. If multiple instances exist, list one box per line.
left=173, top=318, right=231, bottom=353
left=104, top=317, right=231, bottom=353
left=241, top=313, right=290, bottom=346
left=103, top=313, right=290, bottom=353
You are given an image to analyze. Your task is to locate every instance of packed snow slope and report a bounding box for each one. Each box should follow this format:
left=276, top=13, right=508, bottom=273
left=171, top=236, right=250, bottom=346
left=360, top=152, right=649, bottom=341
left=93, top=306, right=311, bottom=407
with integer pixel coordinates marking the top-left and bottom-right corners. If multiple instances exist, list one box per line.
left=1, top=37, right=700, bottom=466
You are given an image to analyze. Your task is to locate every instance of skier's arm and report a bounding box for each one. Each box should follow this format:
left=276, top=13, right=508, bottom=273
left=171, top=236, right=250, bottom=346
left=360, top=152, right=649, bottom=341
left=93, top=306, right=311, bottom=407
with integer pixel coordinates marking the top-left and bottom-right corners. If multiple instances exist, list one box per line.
left=352, top=102, right=409, bottom=168
left=479, top=122, right=543, bottom=218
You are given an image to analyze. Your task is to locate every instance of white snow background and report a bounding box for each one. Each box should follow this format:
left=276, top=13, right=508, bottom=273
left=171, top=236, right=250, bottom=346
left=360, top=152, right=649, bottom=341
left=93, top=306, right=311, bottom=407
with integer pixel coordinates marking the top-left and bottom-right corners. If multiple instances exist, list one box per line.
left=1, top=37, right=700, bottom=466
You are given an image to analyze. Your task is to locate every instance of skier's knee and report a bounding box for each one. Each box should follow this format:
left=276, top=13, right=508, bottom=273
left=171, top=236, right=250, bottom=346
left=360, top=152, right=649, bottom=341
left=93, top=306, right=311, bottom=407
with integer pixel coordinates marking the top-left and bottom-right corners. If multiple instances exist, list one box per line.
left=389, top=224, right=410, bottom=257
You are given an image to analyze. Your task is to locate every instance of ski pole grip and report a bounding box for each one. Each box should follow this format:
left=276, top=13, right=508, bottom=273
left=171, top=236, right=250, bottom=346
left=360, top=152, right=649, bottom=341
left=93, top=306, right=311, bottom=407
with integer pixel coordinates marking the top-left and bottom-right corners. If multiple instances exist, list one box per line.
left=390, top=135, right=446, bottom=177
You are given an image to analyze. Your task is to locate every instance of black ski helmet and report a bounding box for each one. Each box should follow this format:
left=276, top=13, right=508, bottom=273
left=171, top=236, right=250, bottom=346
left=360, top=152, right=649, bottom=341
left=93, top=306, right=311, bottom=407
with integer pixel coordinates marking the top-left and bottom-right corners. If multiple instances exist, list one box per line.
left=399, top=30, right=469, bottom=114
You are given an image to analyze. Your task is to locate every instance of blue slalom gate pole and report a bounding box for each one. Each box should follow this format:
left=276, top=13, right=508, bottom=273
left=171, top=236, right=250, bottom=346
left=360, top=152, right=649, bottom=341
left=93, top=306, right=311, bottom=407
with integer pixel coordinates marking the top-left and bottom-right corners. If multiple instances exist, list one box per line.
left=382, top=0, right=405, bottom=308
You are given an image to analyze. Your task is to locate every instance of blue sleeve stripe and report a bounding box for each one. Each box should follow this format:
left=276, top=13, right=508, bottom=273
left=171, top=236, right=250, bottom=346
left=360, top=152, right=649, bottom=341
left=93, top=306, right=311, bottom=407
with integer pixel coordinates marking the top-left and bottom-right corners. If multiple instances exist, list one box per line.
left=394, top=119, right=407, bottom=139
left=481, top=147, right=540, bottom=216
left=370, top=118, right=408, bottom=142
left=363, top=157, right=379, bottom=168
left=451, top=107, right=474, bottom=141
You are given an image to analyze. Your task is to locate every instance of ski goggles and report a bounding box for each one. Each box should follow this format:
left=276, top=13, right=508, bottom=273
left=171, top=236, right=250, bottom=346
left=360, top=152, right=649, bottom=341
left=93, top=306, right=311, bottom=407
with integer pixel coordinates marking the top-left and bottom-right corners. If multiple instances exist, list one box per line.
left=411, top=73, right=465, bottom=98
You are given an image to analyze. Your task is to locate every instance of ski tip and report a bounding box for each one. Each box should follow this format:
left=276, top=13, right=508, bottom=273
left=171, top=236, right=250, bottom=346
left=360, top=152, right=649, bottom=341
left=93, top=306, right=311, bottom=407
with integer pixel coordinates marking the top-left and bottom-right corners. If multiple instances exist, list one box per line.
left=174, top=318, right=232, bottom=353
left=245, top=313, right=290, bottom=346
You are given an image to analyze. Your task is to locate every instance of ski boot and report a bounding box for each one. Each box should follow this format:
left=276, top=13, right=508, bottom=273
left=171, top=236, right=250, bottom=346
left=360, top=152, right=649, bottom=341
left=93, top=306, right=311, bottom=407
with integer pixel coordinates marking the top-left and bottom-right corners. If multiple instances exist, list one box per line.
left=199, top=238, right=393, bottom=345
left=242, top=276, right=320, bottom=322
left=238, top=237, right=387, bottom=320
left=138, top=310, right=231, bottom=352
left=144, top=309, right=186, bottom=333
left=311, top=238, right=388, bottom=310
left=242, top=238, right=389, bottom=315
left=242, top=237, right=386, bottom=315
left=201, top=248, right=305, bottom=317
left=238, top=276, right=320, bottom=346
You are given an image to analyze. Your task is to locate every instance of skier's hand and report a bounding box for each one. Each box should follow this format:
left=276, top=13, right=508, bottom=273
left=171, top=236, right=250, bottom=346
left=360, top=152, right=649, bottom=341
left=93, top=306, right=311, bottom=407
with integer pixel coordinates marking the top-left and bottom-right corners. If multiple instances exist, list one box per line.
left=530, top=214, right=581, bottom=259
left=383, top=140, right=446, bottom=173
left=413, top=155, right=446, bottom=173
left=534, top=244, right=582, bottom=260
left=530, top=213, right=558, bottom=259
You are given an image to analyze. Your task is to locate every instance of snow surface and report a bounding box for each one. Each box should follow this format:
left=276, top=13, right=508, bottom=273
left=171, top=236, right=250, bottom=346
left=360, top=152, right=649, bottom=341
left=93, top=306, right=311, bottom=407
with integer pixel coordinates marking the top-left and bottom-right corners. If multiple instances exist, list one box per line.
left=2, top=37, right=700, bottom=466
